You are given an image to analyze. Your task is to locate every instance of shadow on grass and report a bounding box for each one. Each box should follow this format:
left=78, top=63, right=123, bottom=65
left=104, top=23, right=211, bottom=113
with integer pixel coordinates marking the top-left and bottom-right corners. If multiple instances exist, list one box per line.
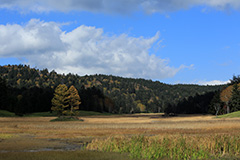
left=50, top=116, right=84, bottom=122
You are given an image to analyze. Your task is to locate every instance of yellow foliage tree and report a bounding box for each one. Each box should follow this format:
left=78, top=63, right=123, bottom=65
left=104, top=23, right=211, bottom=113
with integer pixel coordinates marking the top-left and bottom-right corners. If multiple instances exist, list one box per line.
left=67, top=85, right=81, bottom=116
left=51, top=84, right=69, bottom=116
left=137, top=103, right=146, bottom=112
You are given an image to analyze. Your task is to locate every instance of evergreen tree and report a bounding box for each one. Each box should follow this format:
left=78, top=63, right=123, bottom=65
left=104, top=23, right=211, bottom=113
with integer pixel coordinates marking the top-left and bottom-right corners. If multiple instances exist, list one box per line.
left=0, top=77, right=7, bottom=110
left=67, top=85, right=81, bottom=116
left=15, top=95, right=24, bottom=116
left=0, top=65, right=224, bottom=114
left=209, top=91, right=222, bottom=115
left=51, top=84, right=69, bottom=116
left=229, top=83, right=240, bottom=112
left=229, top=75, right=240, bottom=85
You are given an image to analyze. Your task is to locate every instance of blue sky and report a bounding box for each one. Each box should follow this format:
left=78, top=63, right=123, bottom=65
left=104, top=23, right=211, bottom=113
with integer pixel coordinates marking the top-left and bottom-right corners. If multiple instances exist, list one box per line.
left=0, top=1, right=240, bottom=85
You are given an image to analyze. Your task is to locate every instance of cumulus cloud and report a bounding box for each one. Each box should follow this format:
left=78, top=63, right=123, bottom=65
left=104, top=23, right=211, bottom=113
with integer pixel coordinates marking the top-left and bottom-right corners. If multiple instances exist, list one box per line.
left=0, top=19, right=64, bottom=56
left=0, top=19, right=185, bottom=79
left=0, top=0, right=240, bottom=14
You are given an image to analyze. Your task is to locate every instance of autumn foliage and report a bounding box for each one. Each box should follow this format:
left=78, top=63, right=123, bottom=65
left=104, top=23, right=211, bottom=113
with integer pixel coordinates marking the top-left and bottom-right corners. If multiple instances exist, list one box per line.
left=67, top=85, right=81, bottom=116
left=51, top=84, right=81, bottom=116
left=51, top=84, right=69, bottom=116
left=220, top=83, right=240, bottom=113
left=220, top=84, right=240, bottom=103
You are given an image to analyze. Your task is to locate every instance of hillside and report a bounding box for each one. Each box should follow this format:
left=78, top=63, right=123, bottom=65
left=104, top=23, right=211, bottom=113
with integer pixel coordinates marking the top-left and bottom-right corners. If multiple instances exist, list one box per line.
left=0, top=65, right=224, bottom=114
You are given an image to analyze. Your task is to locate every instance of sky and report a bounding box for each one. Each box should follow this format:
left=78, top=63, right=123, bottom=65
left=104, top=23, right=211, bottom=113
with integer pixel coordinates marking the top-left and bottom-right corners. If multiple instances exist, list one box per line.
left=0, top=0, right=240, bottom=85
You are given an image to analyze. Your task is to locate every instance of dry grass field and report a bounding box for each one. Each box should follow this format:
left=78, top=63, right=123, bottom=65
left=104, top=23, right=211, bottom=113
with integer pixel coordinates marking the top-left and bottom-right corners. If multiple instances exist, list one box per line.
left=1, top=113, right=240, bottom=159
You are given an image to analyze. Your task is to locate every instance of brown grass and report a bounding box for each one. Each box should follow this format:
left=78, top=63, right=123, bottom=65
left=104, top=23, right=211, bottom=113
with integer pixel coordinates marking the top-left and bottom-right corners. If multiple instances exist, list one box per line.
left=1, top=113, right=240, bottom=152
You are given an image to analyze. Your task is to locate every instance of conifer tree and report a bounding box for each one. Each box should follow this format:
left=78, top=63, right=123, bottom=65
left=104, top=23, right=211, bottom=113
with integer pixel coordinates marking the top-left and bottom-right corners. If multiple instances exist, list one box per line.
left=229, top=83, right=240, bottom=112
left=51, top=84, right=69, bottom=116
left=209, top=91, right=222, bottom=115
left=67, top=85, right=81, bottom=116
left=0, top=77, right=7, bottom=110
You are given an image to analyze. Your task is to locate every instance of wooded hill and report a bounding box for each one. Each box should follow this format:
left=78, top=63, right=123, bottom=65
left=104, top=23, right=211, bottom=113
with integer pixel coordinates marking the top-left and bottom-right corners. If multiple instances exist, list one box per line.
left=0, top=65, right=224, bottom=114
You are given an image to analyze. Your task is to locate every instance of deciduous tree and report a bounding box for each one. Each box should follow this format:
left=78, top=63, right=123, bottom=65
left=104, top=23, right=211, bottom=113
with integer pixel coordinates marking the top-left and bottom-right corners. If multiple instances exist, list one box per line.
left=67, top=85, right=81, bottom=116
left=220, top=85, right=233, bottom=113
left=220, top=83, right=240, bottom=113
left=51, top=84, right=69, bottom=116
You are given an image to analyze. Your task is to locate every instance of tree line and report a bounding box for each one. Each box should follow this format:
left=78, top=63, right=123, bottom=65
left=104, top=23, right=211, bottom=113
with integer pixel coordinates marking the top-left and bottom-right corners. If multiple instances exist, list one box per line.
left=0, top=76, right=113, bottom=115
left=0, top=64, right=225, bottom=115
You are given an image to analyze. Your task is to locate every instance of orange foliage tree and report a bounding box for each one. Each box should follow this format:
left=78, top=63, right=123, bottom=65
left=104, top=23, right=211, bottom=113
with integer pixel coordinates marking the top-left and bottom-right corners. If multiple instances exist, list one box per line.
left=220, top=83, right=240, bottom=113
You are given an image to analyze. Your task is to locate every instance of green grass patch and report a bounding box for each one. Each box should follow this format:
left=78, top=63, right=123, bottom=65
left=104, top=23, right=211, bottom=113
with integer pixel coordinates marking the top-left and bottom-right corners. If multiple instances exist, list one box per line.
left=217, top=111, right=240, bottom=118
left=0, top=150, right=135, bottom=160
left=0, top=110, right=15, bottom=117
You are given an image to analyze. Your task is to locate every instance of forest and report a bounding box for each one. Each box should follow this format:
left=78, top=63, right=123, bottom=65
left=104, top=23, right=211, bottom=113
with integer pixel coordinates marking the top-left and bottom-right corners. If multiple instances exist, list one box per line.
left=0, top=64, right=230, bottom=115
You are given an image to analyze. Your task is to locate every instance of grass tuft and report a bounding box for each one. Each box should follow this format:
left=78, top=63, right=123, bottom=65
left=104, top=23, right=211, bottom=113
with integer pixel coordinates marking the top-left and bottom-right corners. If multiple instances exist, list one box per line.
left=87, top=135, right=240, bottom=160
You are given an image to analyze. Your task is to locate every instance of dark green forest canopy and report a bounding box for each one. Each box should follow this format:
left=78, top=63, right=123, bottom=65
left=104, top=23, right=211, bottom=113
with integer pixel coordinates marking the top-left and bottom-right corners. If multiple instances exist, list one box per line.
left=0, top=65, right=224, bottom=114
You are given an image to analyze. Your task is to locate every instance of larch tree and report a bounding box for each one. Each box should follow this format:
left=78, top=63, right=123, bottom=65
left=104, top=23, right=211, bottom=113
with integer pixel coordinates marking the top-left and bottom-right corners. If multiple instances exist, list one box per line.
left=67, top=85, right=81, bottom=116
left=51, top=84, right=69, bottom=116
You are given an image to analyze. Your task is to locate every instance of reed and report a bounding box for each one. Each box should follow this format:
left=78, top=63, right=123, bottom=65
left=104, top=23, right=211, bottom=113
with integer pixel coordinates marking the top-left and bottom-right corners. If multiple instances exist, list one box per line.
left=87, top=134, right=240, bottom=160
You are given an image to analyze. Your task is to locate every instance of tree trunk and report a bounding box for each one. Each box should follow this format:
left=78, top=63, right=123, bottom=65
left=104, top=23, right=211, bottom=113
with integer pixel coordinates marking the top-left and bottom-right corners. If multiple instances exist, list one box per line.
left=226, top=101, right=229, bottom=114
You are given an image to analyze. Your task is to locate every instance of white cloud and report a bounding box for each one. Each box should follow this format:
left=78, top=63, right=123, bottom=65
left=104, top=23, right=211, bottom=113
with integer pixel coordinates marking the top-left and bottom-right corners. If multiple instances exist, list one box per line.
left=197, top=80, right=230, bottom=86
left=0, top=19, right=186, bottom=79
left=0, top=19, right=64, bottom=56
left=0, top=0, right=240, bottom=14
left=174, top=79, right=230, bottom=86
